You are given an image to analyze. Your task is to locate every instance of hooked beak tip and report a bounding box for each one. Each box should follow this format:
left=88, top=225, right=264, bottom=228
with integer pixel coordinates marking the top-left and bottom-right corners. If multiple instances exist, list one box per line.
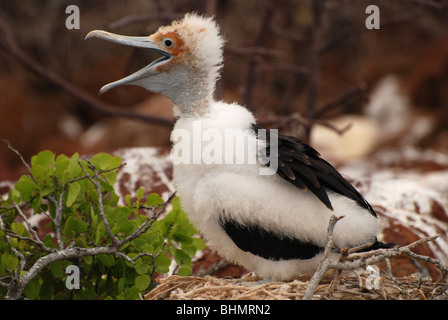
left=98, top=85, right=110, bottom=96
left=99, top=81, right=122, bottom=95
left=84, top=30, right=105, bottom=42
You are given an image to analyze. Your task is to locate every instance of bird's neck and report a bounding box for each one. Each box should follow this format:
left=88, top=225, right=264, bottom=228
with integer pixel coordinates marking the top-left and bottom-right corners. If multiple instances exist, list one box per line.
left=166, top=66, right=218, bottom=118
left=171, top=91, right=213, bottom=118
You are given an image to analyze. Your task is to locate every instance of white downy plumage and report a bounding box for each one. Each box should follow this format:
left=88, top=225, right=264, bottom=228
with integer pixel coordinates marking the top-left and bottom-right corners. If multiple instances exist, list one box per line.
left=87, top=13, right=383, bottom=281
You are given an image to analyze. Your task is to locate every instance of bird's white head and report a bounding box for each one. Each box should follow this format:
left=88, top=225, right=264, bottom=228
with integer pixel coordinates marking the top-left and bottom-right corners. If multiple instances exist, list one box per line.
left=86, top=13, right=224, bottom=116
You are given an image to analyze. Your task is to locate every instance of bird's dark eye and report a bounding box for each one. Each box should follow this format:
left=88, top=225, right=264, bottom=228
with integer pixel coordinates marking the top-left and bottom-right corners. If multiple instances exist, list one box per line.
left=164, top=38, right=173, bottom=48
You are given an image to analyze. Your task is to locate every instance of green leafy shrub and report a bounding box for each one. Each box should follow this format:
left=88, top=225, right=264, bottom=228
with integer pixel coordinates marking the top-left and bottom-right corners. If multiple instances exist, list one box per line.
left=0, top=150, right=205, bottom=299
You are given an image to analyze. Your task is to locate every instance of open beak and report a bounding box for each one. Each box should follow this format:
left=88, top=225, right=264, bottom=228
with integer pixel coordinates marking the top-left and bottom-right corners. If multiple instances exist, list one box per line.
left=85, top=30, right=171, bottom=95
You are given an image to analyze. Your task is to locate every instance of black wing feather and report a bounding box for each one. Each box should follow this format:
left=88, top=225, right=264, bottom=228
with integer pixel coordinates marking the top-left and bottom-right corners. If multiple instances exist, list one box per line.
left=253, top=123, right=376, bottom=217
left=219, top=217, right=322, bottom=261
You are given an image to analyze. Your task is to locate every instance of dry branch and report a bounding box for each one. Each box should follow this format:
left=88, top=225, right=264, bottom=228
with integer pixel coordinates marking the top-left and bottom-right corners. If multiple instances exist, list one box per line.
left=301, top=216, right=447, bottom=300
left=302, top=214, right=343, bottom=300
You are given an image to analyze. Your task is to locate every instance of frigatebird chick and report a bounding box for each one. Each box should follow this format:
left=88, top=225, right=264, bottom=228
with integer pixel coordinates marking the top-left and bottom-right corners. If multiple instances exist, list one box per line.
left=86, top=13, right=389, bottom=281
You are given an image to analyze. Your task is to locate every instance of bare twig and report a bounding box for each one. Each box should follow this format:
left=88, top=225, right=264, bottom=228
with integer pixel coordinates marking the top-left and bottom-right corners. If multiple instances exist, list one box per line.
left=121, top=191, right=176, bottom=245
left=302, top=216, right=447, bottom=300
left=327, top=235, right=448, bottom=280
left=78, top=159, right=118, bottom=245
left=1, top=139, right=32, bottom=175
left=302, top=215, right=344, bottom=300
left=344, top=235, right=440, bottom=261
left=12, top=202, right=53, bottom=253
left=315, top=85, right=366, bottom=118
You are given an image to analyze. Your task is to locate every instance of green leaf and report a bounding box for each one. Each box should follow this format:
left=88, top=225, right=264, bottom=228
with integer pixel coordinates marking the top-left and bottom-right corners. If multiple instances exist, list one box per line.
left=1, top=253, right=19, bottom=271
left=118, top=219, right=135, bottom=236
left=136, top=186, right=145, bottom=202
left=42, top=234, right=54, bottom=248
left=31, top=150, right=55, bottom=169
left=146, top=193, right=164, bottom=207
left=84, top=255, right=93, bottom=265
left=177, top=265, right=192, bottom=276
left=11, top=222, right=26, bottom=236
left=154, top=255, right=171, bottom=274
left=193, top=237, right=206, bottom=251
left=97, top=254, right=115, bottom=267
left=117, top=277, right=125, bottom=294
left=171, top=196, right=182, bottom=210
left=95, top=222, right=105, bottom=245
left=141, top=243, right=154, bottom=253
left=55, top=154, right=70, bottom=184
left=64, top=216, right=76, bottom=235
left=127, top=286, right=141, bottom=300
left=31, top=195, right=43, bottom=213
left=103, top=171, right=117, bottom=185
left=90, top=153, right=112, bottom=171
left=105, top=206, right=129, bottom=223
left=39, top=184, right=55, bottom=197
left=135, top=261, right=149, bottom=275
left=125, top=194, right=132, bottom=206
left=11, top=188, right=20, bottom=203
left=30, top=165, right=54, bottom=196
left=135, top=275, right=150, bottom=291
left=50, top=260, right=68, bottom=278
left=109, top=155, right=122, bottom=169
left=75, top=219, right=88, bottom=234
left=181, top=244, right=197, bottom=257
left=68, top=153, right=82, bottom=179
left=172, top=231, right=194, bottom=244
left=67, top=182, right=81, bottom=207
left=174, top=249, right=191, bottom=266
left=23, top=276, right=40, bottom=299
left=14, top=175, right=37, bottom=202
left=64, top=216, right=87, bottom=235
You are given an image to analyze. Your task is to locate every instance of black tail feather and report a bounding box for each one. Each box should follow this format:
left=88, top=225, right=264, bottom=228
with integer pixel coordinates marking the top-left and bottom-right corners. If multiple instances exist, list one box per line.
left=357, top=239, right=397, bottom=253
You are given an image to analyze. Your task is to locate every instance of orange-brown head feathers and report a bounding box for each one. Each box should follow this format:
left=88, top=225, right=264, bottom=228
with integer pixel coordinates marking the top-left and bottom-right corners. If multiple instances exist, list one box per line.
left=151, top=13, right=224, bottom=72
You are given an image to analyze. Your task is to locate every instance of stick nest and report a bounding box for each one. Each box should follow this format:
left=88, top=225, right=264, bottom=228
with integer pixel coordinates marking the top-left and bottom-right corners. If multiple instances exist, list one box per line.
left=145, top=223, right=448, bottom=300
left=145, top=272, right=447, bottom=300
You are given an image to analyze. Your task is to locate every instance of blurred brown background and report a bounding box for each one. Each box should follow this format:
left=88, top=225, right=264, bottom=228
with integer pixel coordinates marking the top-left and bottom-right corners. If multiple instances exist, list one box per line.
left=1, top=0, right=447, bottom=181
